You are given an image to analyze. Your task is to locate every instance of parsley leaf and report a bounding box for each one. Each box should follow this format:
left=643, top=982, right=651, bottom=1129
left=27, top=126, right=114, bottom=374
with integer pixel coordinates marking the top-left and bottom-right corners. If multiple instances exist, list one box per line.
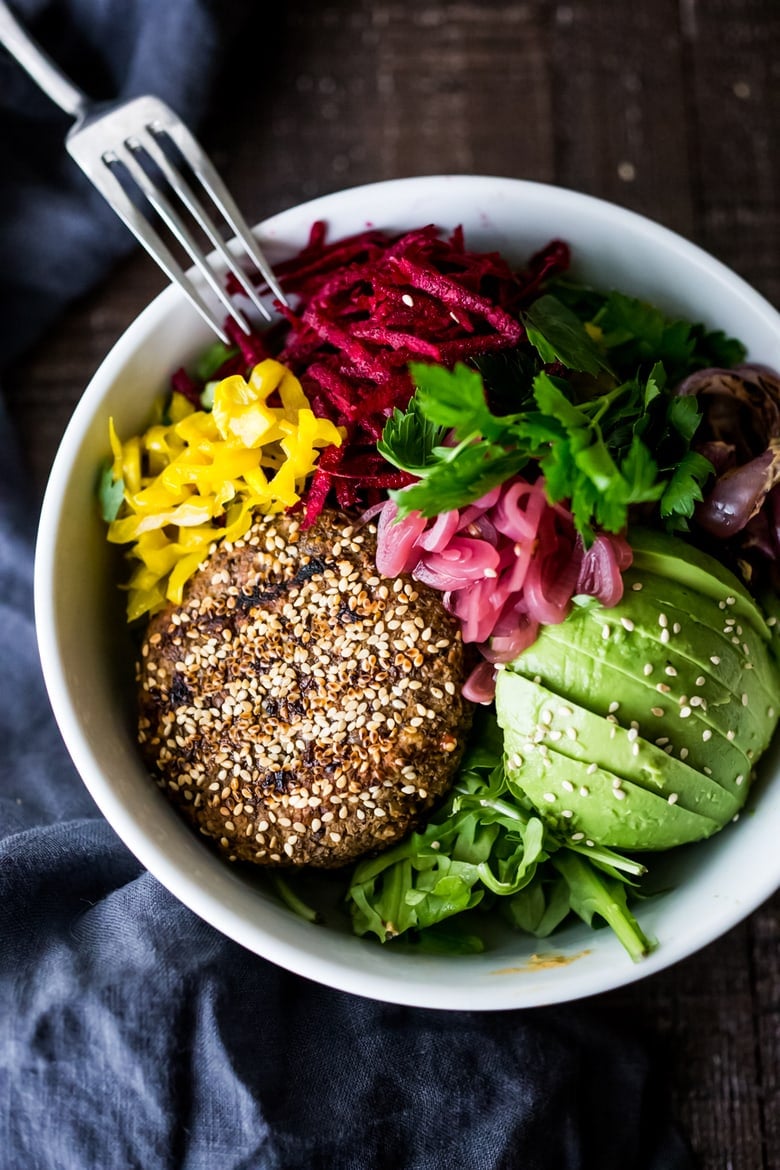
left=524, top=294, right=614, bottom=377
left=660, top=450, right=714, bottom=525
left=409, top=361, right=511, bottom=442
left=390, top=444, right=529, bottom=519
left=377, top=395, right=449, bottom=474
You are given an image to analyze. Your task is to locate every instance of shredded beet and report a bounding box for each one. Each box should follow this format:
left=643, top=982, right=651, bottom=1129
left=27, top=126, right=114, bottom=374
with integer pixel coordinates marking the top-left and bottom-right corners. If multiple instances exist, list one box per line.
left=170, top=367, right=202, bottom=408
left=177, top=223, right=569, bottom=525
left=269, top=224, right=568, bottom=524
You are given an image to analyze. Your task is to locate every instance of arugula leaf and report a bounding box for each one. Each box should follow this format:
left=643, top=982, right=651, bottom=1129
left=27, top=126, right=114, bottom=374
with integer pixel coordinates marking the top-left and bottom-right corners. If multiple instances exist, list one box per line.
left=346, top=713, right=653, bottom=959
left=551, top=851, right=654, bottom=962
left=503, top=877, right=573, bottom=938
left=98, top=459, right=125, bottom=522
left=524, top=294, right=614, bottom=377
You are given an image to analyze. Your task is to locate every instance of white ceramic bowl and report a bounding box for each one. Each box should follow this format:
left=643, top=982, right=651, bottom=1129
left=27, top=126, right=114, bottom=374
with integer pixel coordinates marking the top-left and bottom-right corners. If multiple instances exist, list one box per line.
left=35, top=175, right=780, bottom=1009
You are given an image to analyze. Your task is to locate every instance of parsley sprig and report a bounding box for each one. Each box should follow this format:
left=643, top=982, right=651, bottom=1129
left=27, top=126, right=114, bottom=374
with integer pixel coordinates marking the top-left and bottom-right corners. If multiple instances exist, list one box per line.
left=378, top=291, right=738, bottom=541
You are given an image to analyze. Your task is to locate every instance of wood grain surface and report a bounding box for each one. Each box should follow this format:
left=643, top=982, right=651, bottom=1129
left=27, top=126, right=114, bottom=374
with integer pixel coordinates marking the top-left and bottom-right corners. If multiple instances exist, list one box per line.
left=5, top=1, right=779, bottom=1166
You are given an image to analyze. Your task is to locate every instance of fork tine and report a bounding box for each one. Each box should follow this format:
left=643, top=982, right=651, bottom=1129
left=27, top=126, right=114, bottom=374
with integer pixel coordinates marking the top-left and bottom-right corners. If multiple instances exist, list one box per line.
left=88, top=150, right=230, bottom=344
left=160, top=119, right=288, bottom=307
left=140, top=127, right=273, bottom=323
left=116, top=140, right=254, bottom=337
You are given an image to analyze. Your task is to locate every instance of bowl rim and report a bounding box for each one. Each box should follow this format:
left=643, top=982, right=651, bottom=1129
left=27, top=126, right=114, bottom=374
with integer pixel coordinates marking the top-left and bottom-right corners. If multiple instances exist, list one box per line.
left=34, top=174, right=780, bottom=1009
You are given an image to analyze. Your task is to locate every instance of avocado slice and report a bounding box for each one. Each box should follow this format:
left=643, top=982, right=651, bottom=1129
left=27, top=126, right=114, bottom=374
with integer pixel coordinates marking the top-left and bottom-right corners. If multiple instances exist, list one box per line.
left=618, top=571, right=778, bottom=699
left=501, top=743, right=721, bottom=851
left=511, top=608, right=770, bottom=787
left=495, top=530, right=780, bottom=853
left=496, top=672, right=741, bottom=844
left=628, top=527, right=771, bottom=640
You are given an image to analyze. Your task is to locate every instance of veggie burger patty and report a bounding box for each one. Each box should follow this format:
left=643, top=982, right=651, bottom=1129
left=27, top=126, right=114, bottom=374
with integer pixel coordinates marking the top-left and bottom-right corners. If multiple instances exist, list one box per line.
left=137, top=511, right=473, bottom=867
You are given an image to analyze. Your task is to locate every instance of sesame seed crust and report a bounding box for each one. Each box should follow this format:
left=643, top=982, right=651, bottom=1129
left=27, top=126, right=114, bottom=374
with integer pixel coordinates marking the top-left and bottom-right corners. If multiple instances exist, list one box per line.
left=136, top=511, right=473, bottom=868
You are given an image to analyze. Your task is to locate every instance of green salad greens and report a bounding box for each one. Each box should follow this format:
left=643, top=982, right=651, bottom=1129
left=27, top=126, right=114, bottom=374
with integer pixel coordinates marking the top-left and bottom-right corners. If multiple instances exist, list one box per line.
left=378, top=289, right=742, bottom=542
left=346, top=711, right=653, bottom=961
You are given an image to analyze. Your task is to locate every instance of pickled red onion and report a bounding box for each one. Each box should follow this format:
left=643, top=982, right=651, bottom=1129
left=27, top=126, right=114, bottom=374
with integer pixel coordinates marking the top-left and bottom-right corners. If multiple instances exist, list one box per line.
left=372, top=474, right=633, bottom=701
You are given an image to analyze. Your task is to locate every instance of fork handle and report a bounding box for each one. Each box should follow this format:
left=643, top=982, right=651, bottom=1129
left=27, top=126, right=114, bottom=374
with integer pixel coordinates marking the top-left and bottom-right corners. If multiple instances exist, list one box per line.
left=0, top=0, right=86, bottom=119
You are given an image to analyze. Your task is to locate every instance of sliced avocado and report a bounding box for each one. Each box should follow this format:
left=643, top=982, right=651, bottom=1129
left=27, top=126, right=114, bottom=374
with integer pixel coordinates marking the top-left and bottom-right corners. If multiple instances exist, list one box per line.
left=562, top=605, right=769, bottom=746
left=628, top=527, right=771, bottom=640
left=502, top=744, right=721, bottom=850
left=619, top=571, right=778, bottom=698
left=510, top=614, right=764, bottom=791
left=496, top=672, right=742, bottom=832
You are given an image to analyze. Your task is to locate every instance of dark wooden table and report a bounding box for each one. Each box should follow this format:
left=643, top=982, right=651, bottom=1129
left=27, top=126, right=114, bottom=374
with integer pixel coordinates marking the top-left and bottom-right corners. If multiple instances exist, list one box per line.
left=6, top=2, right=779, bottom=1166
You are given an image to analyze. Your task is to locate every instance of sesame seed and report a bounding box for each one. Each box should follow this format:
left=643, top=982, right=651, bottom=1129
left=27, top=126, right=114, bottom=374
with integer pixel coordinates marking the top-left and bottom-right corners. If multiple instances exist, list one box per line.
left=586, top=839, right=595, bottom=847
left=710, top=656, right=721, bottom=665
left=561, top=809, right=574, bottom=818
left=742, top=693, right=749, bottom=707
left=620, top=618, right=635, bottom=632
left=736, top=774, right=744, bottom=786
left=643, top=664, right=653, bottom=677
left=660, top=629, right=670, bottom=645
left=601, top=624, right=611, bottom=640
left=586, top=763, right=598, bottom=775
left=543, top=792, right=556, bottom=803
left=703, top=767, right=712, bottom=776
left=613, top=789, right=626, bottom=800
left=627, top=728, right=638, bottom=742
left=727, top=729, right=735, bottom=741
left=695, top=676, right=706, bottom=687
left=656, top=683, right=670, bottom=694
left=631, top=581, right=643, bottom=591
left=651, top=707, right=665, bottom=717
left=702, top=729, right=712, bottom=741
left=667, top=793, right=678, bottom=805
left=680, top=706, right=692, bottom=718
left=659, top=614, right=668, bottom=629
left=608, top=701, right=620, bottom=714
left=401, top=293, right=414, bottom=307
left=665, top=666, right=677, bottom=677
left=571, top=832, right=585, bottom=841
left=680, top=747, right=689, bottom=760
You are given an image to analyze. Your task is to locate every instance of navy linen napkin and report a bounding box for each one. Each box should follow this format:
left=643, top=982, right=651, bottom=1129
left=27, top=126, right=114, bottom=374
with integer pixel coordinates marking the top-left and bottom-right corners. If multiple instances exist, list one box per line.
left=0, top=3, right=695, bottom=1167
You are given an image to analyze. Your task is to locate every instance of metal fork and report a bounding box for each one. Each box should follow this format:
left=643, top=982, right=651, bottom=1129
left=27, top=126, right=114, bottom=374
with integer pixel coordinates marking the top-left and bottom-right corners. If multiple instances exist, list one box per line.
left=0, top=0, right=286, bottom=343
